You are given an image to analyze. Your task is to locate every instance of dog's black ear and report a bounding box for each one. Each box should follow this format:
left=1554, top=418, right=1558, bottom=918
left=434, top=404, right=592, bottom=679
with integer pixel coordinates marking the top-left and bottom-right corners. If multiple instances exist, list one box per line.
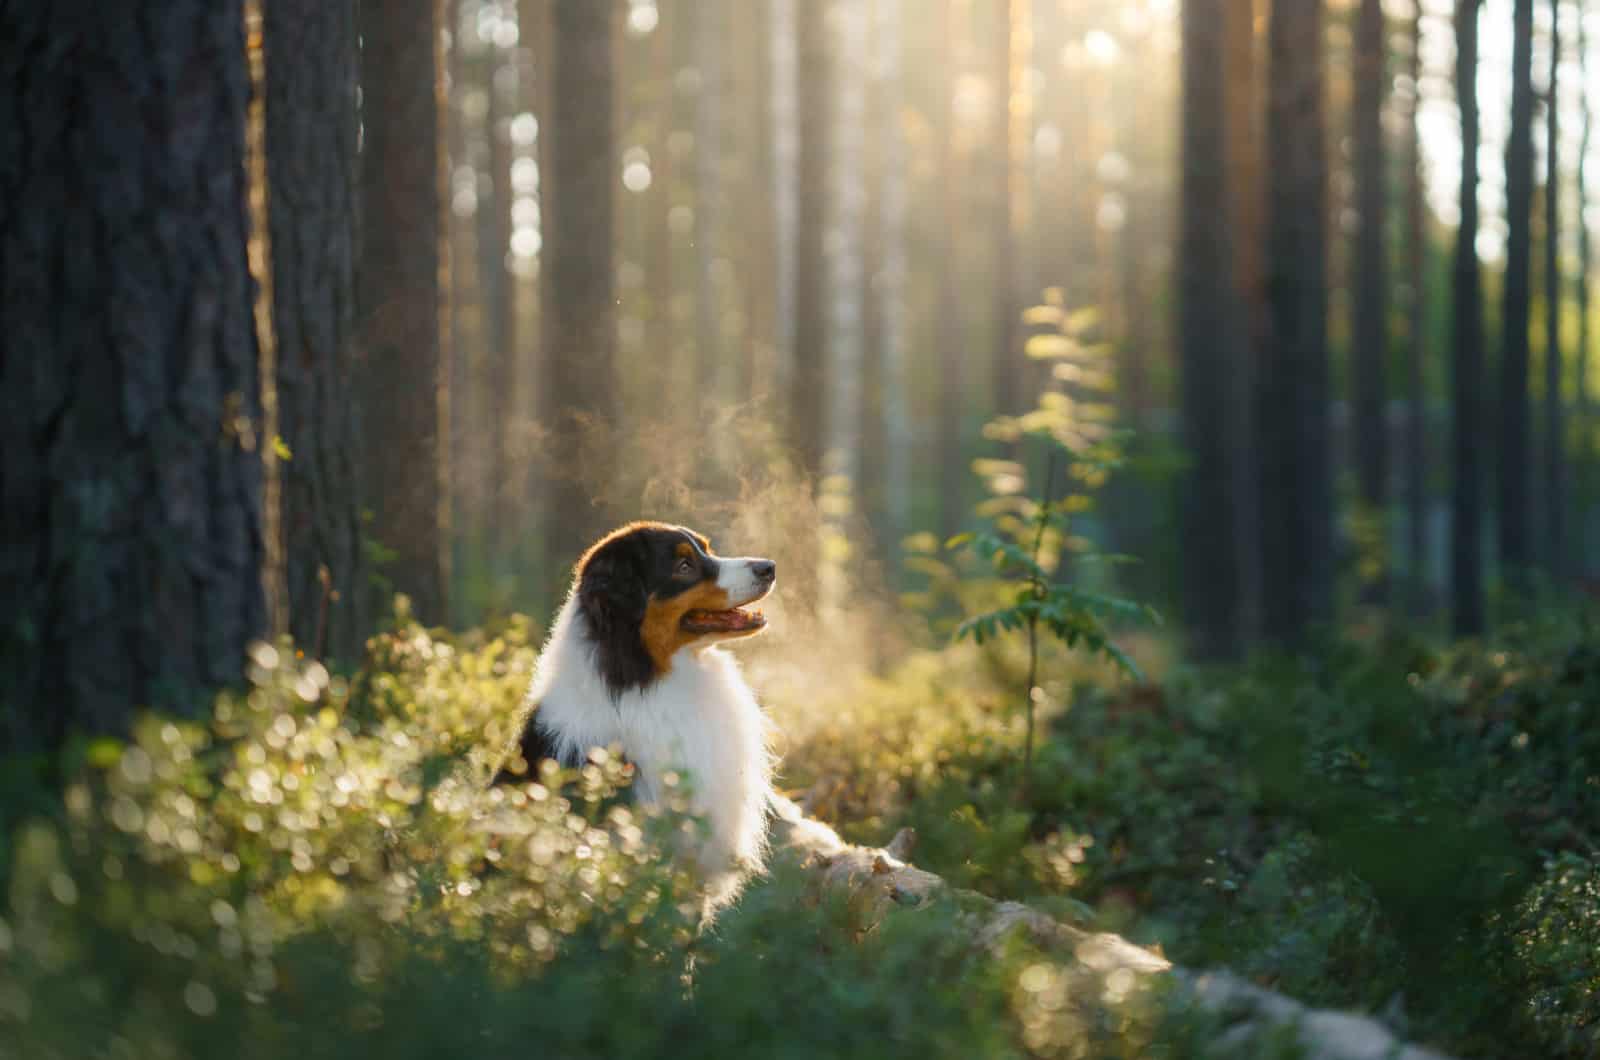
left=577, top=544, right=648, bottom=640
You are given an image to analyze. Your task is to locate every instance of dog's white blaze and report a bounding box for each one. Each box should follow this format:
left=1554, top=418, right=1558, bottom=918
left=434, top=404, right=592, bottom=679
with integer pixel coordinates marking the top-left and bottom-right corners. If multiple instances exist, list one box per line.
left=714, top=558, right=770, bottom=607
left=527, top=593, right=774, bottom=906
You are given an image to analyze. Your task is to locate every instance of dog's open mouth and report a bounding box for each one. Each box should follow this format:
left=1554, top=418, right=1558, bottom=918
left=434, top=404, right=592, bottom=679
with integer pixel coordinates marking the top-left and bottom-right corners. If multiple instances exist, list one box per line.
left=681, top=607, right=767, bottom=634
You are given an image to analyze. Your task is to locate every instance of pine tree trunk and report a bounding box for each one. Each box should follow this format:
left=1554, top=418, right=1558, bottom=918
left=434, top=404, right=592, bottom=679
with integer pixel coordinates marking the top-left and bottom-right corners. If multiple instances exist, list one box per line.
left=0, top=2, right=265, bottom=749
left=483, top=40, right=516, bottom=564
left=1578, top=3, right=1594, bottom=576
left=692, top=0, right=724, bottom=406
left=1452, top=0, right=1487, bottom=635
left=990, top=0, right=1019, bottom=426
left=859, top=0, right=890, bottom=565
left=1179, top=0, right=1245, bottom=659
left=1500, top=0, right=1535, bottom=590
left=541, top=0, right=616, bottom=574
left=264, top=0, right=364, bottom=661
left=1351, top=0, right=1388, bottom=601
left=1260, top=0, right=1331, bottom=645
left=790, top=0, right=830, bottom=475
left=1542, top=0, right=1564, bottom=574
left=934, top=0, right=966, bottom=543
left=1404, top=0, right=1430, bottom=612
left=356, top=0, right=448, bottom=624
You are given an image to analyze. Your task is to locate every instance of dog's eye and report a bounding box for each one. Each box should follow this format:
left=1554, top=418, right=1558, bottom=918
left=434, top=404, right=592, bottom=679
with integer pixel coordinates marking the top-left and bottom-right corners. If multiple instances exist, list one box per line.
left=676, top=557, right=694, bottom=576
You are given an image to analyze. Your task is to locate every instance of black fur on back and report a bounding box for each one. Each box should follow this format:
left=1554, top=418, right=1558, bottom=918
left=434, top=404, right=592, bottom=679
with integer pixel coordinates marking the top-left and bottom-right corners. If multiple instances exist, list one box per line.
left=575, top=523, right=715, bottom=699
left=490, top=708, right=566, bottom=786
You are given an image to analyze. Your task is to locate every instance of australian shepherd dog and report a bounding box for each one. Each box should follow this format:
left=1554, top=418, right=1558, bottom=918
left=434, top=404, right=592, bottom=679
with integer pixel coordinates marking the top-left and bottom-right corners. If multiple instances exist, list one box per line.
left=493, top=522, right=778, bottom=907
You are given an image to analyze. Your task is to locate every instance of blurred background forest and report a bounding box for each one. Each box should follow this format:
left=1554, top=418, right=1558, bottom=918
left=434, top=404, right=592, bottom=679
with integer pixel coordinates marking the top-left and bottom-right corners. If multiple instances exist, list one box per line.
left=7, top=0, right=1600, bottom=1056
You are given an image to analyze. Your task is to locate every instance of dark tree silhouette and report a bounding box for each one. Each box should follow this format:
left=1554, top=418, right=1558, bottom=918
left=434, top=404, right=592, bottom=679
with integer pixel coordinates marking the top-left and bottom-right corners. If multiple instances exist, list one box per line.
left=356, top=0, right=449, bottom=623
left=541, top=0, right=616, bottom=573
left=1260, top=0, right=1331, bottom=644
left=0, top=2, right=265, bottom=749
left=1453, top=0, right=1487, bottom=635
left=1542, top=0, right=1564, bottom=573
left=1500, top=0, right=1535, bottom=588
left=1351, top=0, right=1388, bottom=599
left=265, top=0, right=364, bottom=660
left=1404, top=0, right=1430, bottom=611
left=790, top=0, right=830, bottom=475
left=1178, top=0, right=1244, bottom=659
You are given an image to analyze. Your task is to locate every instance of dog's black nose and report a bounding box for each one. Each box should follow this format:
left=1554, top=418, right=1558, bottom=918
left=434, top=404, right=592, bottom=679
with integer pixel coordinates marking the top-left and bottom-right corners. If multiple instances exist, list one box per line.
left=752, top=560, right=776, bottom=583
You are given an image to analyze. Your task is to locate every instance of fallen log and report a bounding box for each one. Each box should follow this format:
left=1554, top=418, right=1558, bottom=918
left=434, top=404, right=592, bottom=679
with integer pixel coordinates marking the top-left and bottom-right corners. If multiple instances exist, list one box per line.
left=770, top=795, right=1454, bottom=1060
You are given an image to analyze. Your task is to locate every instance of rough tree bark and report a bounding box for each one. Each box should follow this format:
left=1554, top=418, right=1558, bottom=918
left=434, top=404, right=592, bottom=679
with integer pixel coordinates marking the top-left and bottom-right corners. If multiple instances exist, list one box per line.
left=356, top=0, right=449, bottom=624
left=1351, top=0, right=1388, bottom=600
left=541, top=0, right=616, bottom=575
left=790, top=0, right=831, bottom=476
left=264, top=0, right=364, bottom=662
left=0, top=2, right=266, bottom=750
left=1500, top=0, right=1535, bottom=589
left=1542, top=0, right=1564, bottom=573
left=1453, top=0, right=1487, bottom=635
left=1260, top=0, right=1331, bottom=645
left=482, top=36, right=516, bottom=561
left=1179, top=0, right=1245, bottom=660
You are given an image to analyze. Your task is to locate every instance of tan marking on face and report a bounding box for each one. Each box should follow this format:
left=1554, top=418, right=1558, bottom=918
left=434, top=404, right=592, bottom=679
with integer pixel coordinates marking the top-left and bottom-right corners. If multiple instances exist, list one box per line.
left=640, top=579, right=733, bottom=673
left=675, top=540, right=696, bottom=561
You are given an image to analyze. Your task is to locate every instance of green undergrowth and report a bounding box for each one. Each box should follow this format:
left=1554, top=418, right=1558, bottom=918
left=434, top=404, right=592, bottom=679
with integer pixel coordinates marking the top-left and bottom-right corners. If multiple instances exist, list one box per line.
left=783, top=612, right=1600, bottom=1058
left=0, top=614, right=1196, bottom=1060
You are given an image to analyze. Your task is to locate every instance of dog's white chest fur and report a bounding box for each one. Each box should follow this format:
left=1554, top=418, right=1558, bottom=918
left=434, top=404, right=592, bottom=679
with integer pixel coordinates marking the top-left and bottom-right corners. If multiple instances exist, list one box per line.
left=529, top=595, right=774, bottom=883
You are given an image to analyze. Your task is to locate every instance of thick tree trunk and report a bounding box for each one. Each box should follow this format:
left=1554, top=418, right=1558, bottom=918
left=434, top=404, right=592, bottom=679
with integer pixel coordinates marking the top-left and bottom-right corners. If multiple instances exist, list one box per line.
left=540, top=0, right=616, bottom=577
left=0, top=2, right=265, bottom=749
left=1500, top=0, right=1535, bottom=590
left=1453, top=0, right=1487, bottom=635
left=790, top=0, right=831, bottom=476
left=1542, top=0, right=1564, bottom=573
left=264, top=0, right=364, bottom=662
left=1404, top=0, right=1430, bottom=612
left=1260, top=0, right=1331, bottom=645
left=356, top=0, right=448, bottom=624
left=1351, top=0, right=1388, bottom=600
left=734, top=0, right=779, bottom=405
left=1179, top=0, right=1245, bottom=660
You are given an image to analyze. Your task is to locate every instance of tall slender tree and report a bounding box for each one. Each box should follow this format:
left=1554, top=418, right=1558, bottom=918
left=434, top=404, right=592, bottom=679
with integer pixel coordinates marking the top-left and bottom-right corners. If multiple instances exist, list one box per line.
left=1404, top=0, right=1430, bottom=611
left=1578, top=0, right=1594, bottom=572
left=1542, top=0, right=1565, bottom=572
left=860, top=0, right=891, bottom=562
left=264, top=0, right=364, bottom=660
left=541, top=0, right=617, bottom=575
left=1500, top=0, right=1536, bottom=588
left=1453, top=0, right=1487, bottom=634
left=790, top=0, right=830, bottom=474
left=991, top=0, right=1021, bottom=425
left=0, top=1, right=266, bottom=748
left=1179, top=0, right=1244, bottom=659
left=482, top=33, right=517, bottom=561
left=1351, top=0, right=1389, bottom=599
left=1260, top=0, right=1331, bottom=644
left=356, top=0, right=449, bottom=623
left=693, top=0, right=724, bottom=400
left=934, top=0, right=966, bottom=542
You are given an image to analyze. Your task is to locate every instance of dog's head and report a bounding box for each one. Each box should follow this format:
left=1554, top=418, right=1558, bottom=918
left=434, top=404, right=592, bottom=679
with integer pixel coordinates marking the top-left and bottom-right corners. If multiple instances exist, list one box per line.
left=574, top=522, right=777, bottom=697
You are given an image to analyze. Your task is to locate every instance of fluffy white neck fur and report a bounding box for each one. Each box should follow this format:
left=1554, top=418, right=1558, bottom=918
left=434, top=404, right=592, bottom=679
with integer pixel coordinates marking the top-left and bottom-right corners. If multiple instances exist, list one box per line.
left=529, top=593, right=775, bottom=892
